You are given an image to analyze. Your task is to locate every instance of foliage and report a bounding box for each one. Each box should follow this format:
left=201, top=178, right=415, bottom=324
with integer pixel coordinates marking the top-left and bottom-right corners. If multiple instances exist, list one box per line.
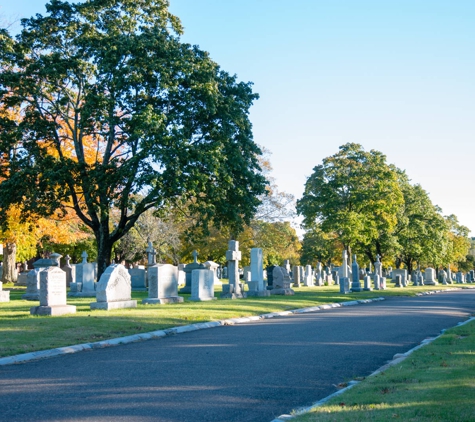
left=300, top=225, right=342, bottom=266
left=297, top=143, right=404, bottom=261
left=0, top=0, right=266, bottom=279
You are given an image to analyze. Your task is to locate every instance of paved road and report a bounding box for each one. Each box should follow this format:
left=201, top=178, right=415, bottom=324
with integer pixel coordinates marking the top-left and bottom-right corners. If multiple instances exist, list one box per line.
left=1, top=290, right=474, bottom=422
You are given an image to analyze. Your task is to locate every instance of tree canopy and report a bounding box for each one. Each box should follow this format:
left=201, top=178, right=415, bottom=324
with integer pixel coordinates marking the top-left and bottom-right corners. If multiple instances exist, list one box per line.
left=0, top=0, right=267, bottom=278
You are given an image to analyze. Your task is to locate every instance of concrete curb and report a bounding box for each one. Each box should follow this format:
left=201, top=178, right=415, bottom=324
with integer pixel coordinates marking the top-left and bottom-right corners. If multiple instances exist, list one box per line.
left=271, top=288, right=475, bottom=422
left=0, top=297, right=386, bottom=367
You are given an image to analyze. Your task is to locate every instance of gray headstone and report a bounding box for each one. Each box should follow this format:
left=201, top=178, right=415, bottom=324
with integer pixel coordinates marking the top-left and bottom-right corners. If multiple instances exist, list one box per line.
left=190, top=269, right=216, bottom=301
left=90, top=264, right=137, bottom=310
left=143, top=264, right=183, bottom=304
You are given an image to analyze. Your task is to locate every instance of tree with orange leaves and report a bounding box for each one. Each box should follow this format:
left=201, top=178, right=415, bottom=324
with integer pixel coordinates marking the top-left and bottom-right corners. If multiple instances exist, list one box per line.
left=0, top=1, right=266, bottom=280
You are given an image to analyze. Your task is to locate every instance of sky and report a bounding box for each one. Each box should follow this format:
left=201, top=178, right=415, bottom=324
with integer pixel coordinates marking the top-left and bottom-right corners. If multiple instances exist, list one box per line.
left=2, top=1, right=475, bottom=235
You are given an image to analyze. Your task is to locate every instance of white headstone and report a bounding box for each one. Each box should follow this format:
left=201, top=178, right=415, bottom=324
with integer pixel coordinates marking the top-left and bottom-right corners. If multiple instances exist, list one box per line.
left=30, top=267, right=76, bottom=316
left=143, top=264, right=184, bottom=304
left=90, top=264, right=137, bottom=310
left=190, top=269, right=216, bottom=301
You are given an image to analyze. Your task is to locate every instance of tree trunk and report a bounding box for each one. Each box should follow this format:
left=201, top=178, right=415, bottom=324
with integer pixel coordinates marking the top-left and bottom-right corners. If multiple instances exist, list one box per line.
left=95, top=226, right=113, bottom=281
left=2, top=242, right=17, bottom=283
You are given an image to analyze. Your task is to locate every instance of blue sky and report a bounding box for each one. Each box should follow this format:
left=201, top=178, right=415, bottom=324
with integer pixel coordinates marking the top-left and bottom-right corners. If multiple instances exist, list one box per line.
left=2, top=1, right=475, bottom=234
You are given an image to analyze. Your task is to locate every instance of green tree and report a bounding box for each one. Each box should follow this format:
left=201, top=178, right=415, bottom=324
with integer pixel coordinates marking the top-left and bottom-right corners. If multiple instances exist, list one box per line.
left=300, top=225, right=342, bottom=267
left=393, top=177, right=448, bottom=271
left=297, top=143, right=403, bottom=262
left=0, top=0, right=266, bottom=278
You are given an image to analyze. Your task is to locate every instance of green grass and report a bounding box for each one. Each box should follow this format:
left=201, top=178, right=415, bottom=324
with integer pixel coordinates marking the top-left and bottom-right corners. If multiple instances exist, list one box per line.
left=0, top=282, right=468, bottom=358
left=293, top=319, right=475, bottom=422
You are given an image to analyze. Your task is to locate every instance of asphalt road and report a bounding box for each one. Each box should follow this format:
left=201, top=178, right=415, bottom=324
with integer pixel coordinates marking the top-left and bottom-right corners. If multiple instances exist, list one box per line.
left=1, top=290, right=474, bottom=422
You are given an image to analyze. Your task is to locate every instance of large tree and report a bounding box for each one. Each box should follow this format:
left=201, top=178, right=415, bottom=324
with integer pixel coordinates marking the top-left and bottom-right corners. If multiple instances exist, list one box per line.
left=297, top=143, right=403, bottom=262
left=0, top=0, right=266, bottom=278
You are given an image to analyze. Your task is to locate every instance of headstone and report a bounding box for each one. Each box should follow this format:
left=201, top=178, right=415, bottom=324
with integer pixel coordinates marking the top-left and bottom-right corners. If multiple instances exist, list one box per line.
left=339, top=276, right=350, bottom=294
left=373, top=273, right=381, bottom=290
left=143, top=264, right=184, bottom=304
left=30, top=267, right=76, bottom=316
left=221, top=241, right=246, bottom=299
left=374, top=255, right=382, bottom=279
left=438, top=269, right=448, bottom=285
left=339, top=251, right=349, bottom=278
left=304, top=265, right=314, bottom=287
left=363, top=275, right=372, bottom=291
left=203, top=261, right=223, bottom=286
left=470, top=270, right=475, bottom=283
left=177, top=264, right=186, bottom=286
left=270, top=266, right=295, bottom=295
left=69, top=251, right=96, bottom=297
left=315, top=262, right=323, bottom=286
left=424, top=267, right=438, bottom=285
left=465, top=272, right=472, bottom=283
left=392, top=269, right=408, bottom=286
left=146, top=241, right=156, bottom=266
left=179, top=250, right=206, bottom=294
left=351, top=254, right=362, bottom=292
left=456, top=271, right=465, bottom=284
left=61, top=255, right=75, bottom=287
left=334, top=273, right=339, bottom=287
left=266, top=265, right=276, bottom=289
left=247, top=248, right=270, bottom=297
left=283, top=259, right=291, bottom=274
left=0, top=281, right=10, bottom=302
left=292, top=265, right=301, bottom=287
left=395, top=274, right=403, bottom=288
left=190, top=269, right=217, bottom=301
left=129, top=268, right=147, bottom=291
left=22, top=258, right=58, bottom=301
left=90, top=264, right=137, bottom=310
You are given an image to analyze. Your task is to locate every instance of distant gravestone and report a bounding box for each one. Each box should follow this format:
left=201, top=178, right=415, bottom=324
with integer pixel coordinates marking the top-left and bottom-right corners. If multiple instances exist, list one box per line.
left=438, top=269, right=448, bottom=285
left=180, top=250, right=206, bottom=294
left=392, top=269, right=408, bottom=286
left=292, top=265, right=301, bottom=287
left=22, top=258, right=57, bottom=301
left=339, top=251, right=349, bottom=278
left=69, top=251, right=96, bottom=297
left=424, top=267, right=438, bottom=285
left=0, top=281, right=9, bottom=302
left=61, top=255, right=75, bottom=287
left=373, top=274, right=381, bottom=290
left=221, top=240, right=246, bottom=299
left=395, top=275, right=403, bottom=288
left=363, top=275, right=372, bottom=291
left=315, top=262, right=323, bottom=286
left=90, top=264, right=137, bottom=310
left=143, top=264, right=183, bottom=304
left=270, top=266, right=294, bottom=295
left=190, top=269, right=216, bottom=301
left=456, top=271, right=465, bottom=284
left=129, top=268, right=147, bottom=291
left=339, top=277, right=350, bottom=294
left=266, top=265, right=276, bottom=290
left=30, top=267, right=76, bottom=316
left=304, top=265, right=314, bottom=287
left=248, top=248, right=270, bottom=297
left=351, top=255, right=362, bottom=292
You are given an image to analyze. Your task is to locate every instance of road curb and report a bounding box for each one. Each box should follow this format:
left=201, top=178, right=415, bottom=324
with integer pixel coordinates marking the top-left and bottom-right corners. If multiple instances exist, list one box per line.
left=0, top=297, right=386, bottom=367
left=271, top=287, right=475, bottom=422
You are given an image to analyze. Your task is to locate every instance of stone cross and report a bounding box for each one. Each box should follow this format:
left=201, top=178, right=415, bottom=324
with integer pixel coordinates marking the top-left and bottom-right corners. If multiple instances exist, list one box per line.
left=146, top=241, right=156, bottom=266
left=225, top=240, right=242, bottom=295
left=192, top=250, right=198, bottom=264
left=81, top=251, right=88, bottom=264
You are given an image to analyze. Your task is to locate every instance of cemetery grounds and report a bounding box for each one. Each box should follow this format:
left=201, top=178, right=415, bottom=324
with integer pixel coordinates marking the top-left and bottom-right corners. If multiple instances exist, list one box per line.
left=1, top=282, right=475, bottom=421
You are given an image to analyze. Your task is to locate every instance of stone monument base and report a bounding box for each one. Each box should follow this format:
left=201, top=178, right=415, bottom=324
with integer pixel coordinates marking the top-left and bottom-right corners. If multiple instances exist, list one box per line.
left=22, top=293, right=39, bottom=301
left=351, top=282, right=362, bottom=292
left=189, top=296, right=217, bottom=302
left=270, top=288, right=295, bottom=295
left=247, top=290, right=271, bottom=297
left=68, top=291, right=97, bottom=298
left=30, top=305, right=77, bottom=316
left=0, top=291, right=10, bottom=302
left=90, top=300, right=137, bottom=310
left=142, top=296, right=184, bottom=305
left=220, top=283, right=246, bottom=299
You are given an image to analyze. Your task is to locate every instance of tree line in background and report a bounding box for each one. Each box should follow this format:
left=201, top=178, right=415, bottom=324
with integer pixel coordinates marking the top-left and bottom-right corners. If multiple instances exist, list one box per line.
left=297, top=143, right=472, bottom=273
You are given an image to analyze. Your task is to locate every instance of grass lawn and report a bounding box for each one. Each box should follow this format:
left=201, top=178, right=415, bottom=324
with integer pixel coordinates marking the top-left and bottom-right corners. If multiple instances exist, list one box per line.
left=292, top=318, right=475, bottom=422
left=0, top=281, right=468, bottom=358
